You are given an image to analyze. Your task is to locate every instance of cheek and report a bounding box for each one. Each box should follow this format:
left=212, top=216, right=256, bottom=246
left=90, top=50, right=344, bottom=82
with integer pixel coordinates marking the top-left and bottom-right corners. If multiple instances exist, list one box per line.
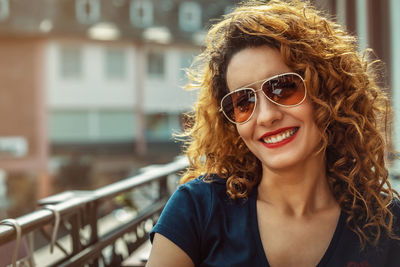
left=302, top=107, right=322, bottom=143
left=236, top=125, right=250, bottom=140
left=236, top=124, right=257, bottom=151
left=300, top=99, right=316, bottom=124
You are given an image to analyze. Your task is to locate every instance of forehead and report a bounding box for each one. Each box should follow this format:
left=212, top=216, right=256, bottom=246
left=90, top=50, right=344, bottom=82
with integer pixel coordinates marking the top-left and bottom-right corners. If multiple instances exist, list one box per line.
left=226, top=46, right=292, bottom=92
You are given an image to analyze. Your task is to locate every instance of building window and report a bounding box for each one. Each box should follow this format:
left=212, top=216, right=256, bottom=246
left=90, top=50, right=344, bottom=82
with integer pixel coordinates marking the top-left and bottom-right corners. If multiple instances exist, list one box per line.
left=50, top=111, right=90, bottom=142
left=59, top=47, right=82, bottom=79
left=50, top=110, right=136, bottom=142
left=105, top=48, right=126, bottom=79
left=0, top=0, right=9, bottom=22
left=98, top=111, right=135, bottom=140
left=75, top=0, right=100, bottom=24
left=179, top=52, right=194, bottom=82
left=147, top=51, right=165, bottom=79
left=179, top=2, right=202, bottom=32
left=130, top=0, right=153, bottom=28
left=145, top=113, right=170, bottom=140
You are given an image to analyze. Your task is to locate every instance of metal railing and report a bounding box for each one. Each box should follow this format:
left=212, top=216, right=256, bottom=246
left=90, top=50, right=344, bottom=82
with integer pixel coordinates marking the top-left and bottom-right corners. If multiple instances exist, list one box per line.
left=0, top=156, right=189, bottom=267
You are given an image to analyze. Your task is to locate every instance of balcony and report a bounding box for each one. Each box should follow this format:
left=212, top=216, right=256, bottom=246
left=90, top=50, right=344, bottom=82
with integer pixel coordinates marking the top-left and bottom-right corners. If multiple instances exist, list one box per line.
left=0, top=156, right=189, bottom=267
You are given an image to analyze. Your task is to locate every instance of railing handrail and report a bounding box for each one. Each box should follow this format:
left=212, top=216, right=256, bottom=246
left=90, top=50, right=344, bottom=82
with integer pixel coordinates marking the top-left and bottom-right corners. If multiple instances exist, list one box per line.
left=92, top=155, right=188, bottom=200
left=0, top=156, right=189, bottom=246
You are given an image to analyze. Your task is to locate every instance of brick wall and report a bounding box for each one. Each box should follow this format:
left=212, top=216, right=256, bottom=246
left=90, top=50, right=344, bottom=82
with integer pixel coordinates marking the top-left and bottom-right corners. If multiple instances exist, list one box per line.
left=0, top=37, right=47, bottom=172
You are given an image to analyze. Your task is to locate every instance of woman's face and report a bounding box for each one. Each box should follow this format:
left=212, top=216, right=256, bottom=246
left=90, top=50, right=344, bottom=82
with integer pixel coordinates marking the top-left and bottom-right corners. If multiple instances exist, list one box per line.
left=225, top=45, right=321, bottom=172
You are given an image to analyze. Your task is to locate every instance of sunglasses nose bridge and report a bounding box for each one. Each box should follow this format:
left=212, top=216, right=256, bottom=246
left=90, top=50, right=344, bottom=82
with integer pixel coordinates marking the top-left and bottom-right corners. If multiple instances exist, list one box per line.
left=254, top=86, right=274, bottom=106
left=249, top=88, right=275, bottom=117
left=251, top=90, right=284, bottom=126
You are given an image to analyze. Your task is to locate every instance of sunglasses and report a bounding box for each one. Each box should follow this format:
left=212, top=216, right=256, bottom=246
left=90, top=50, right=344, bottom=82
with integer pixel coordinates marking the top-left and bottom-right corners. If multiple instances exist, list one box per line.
left=219, top=72, right=307, bottom=124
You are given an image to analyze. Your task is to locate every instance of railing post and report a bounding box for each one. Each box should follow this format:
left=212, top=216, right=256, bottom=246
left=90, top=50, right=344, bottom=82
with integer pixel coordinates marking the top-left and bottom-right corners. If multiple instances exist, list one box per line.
left=88, top=202, right=98, bottom=244
left=158, top=176, right=168, bottom=200
left=88, top=201, right=99, bottom=267
left=70, top=212, right=82, bottom=254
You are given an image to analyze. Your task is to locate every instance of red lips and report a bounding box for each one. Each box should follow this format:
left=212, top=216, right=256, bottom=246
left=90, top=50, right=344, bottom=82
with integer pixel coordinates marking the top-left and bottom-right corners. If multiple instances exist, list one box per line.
left=259, top=126, right=298, bottom=139
left=259, top=126, right=299, bottom=149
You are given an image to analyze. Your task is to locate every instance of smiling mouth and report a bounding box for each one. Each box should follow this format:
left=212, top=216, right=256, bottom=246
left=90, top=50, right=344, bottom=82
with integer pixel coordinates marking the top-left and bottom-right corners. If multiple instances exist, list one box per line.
left=261, top=127, right=299, bottom=144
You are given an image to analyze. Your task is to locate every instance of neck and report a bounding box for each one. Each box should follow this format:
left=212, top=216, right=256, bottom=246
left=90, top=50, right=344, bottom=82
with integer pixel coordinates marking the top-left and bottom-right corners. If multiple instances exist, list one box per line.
left=257, top=152, right=338, bottom=217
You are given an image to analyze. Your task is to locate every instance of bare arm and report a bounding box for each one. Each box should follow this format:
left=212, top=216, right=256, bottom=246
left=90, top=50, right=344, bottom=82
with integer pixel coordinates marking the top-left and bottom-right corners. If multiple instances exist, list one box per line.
left=146, top=233, right=195, bottom=267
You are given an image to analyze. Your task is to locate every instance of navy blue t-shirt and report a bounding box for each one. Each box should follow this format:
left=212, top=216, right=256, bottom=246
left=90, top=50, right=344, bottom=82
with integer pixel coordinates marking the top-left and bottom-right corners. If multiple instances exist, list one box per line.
left=150, top=176, right=400, bottom=267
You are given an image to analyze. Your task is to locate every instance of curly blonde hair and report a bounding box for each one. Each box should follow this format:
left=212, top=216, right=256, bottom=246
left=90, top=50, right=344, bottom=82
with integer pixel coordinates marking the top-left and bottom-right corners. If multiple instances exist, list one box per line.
left=179, top=0, right=399, bottom=247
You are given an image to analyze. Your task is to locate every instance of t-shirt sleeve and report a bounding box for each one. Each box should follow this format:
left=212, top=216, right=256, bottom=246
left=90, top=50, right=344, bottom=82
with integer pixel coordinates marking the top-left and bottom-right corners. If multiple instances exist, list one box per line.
left=150, top=180, right=211, bottom=265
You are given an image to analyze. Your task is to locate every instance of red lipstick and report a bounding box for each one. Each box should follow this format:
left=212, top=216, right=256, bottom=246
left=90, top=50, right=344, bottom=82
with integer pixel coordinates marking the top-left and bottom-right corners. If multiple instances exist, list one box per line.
left=259, top=127, right=299, bottom=149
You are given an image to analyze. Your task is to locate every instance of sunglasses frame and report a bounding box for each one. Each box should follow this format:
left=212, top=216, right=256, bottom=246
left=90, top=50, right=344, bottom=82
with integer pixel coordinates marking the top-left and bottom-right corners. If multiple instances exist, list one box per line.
left=219, top=72, right=307, bottom=125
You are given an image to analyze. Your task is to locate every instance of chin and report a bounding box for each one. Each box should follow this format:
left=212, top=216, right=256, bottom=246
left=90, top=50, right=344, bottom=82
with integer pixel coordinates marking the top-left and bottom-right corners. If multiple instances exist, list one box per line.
left=259, top=152, right=308, bottom=171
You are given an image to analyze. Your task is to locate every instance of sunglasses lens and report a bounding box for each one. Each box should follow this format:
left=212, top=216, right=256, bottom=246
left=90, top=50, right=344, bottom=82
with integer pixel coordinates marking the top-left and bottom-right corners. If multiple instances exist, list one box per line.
left=221, top=89, right=255, bottom=123
left=262, top=74, right=305, bottom=106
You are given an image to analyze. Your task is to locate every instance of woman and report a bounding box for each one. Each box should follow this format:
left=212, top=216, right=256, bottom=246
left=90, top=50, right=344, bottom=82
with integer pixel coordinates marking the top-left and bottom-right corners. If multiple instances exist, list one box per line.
left=147, top=0, right=400, bottom=266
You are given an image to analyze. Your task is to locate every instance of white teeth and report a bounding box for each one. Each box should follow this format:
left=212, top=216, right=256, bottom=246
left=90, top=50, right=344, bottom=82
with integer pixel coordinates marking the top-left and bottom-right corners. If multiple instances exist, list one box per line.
left=262, top=128, right=297, bottom=144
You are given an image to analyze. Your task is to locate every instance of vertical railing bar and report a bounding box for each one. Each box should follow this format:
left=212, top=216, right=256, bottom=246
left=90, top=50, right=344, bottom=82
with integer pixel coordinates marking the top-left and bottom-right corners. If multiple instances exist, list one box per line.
left=88, top=201, right=99, bottom=267
left=69, top=213, right=82, bottom=255
left=158, top=175, right=168, bottom=201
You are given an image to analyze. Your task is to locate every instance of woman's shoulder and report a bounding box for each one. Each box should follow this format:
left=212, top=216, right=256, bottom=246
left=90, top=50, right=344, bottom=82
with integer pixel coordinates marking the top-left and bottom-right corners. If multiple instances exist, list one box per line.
left=178, top=174, right=227, bottom=195
left=389, top=197, right=400, bottom=220
left=389, top=197, right=400, bottom=213
left=388, top=197, right=400, bottom=237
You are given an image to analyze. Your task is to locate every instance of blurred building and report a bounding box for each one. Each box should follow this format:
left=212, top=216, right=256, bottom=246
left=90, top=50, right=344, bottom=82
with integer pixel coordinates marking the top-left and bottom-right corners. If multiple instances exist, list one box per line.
left=0, top=0, right=398, bottom=201
left=327, top=0, right=400, bottom=176
left=0, top=0, right=239, bottom=207
left=0, top=0, right=237, bottom=174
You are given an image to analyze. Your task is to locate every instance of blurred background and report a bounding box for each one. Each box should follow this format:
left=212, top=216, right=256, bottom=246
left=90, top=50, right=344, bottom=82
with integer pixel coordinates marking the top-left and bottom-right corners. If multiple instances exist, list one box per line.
left=0, top=0, right=399, bottom=220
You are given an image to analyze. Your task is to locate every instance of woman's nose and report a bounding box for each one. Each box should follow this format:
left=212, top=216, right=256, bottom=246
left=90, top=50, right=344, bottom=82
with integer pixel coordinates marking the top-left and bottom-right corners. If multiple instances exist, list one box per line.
left=254, top=93, right=283, bottom=126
